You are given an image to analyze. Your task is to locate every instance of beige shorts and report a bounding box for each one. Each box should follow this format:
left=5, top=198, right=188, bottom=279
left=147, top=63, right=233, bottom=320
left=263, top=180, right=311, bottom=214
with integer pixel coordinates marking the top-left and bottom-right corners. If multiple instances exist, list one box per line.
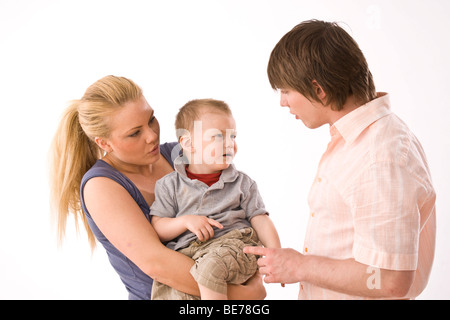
left=151, top=227, right=260, bottom=300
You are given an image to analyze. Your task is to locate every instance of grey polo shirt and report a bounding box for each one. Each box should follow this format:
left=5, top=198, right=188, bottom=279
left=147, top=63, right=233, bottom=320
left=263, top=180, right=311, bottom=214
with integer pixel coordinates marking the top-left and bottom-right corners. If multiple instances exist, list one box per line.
left=150, top=156, right=268, bottom=251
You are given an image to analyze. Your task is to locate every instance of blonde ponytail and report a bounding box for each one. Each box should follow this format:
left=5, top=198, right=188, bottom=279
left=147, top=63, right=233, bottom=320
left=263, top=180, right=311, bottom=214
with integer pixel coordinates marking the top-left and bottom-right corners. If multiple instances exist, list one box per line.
left=50, top=100, right=101, bottom=249
left=49, top=75, right=142, bottom=250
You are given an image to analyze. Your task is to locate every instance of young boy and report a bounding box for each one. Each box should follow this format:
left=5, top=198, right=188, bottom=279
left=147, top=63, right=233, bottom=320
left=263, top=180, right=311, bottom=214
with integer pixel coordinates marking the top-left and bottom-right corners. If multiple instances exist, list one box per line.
left=150, top=99, right=281, bottom=300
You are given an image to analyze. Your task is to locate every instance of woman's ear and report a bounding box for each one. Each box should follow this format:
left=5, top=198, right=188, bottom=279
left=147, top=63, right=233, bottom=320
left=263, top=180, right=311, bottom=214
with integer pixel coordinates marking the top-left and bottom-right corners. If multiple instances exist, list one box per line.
left=94, top=137, right=113, bottom=153
left=312, top=80, right=327, bottom=105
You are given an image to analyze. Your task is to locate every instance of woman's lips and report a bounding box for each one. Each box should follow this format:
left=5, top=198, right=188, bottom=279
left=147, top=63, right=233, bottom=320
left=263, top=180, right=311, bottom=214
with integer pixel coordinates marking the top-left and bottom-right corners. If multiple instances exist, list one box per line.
left=148, top=144, right=159, bottom=155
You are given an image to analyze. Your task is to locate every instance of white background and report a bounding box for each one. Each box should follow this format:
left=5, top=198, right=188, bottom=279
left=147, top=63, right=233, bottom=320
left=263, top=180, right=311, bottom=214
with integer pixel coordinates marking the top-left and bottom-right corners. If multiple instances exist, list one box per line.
left=0, top=0, right=449, bottom=299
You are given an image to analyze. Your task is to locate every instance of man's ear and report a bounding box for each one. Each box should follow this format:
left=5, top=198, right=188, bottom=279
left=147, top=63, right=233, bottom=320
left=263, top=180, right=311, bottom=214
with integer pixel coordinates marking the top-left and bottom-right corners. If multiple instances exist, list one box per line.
left=94, top=137, right=113, bottom=153
left=312, top=80, right=327, bottom=105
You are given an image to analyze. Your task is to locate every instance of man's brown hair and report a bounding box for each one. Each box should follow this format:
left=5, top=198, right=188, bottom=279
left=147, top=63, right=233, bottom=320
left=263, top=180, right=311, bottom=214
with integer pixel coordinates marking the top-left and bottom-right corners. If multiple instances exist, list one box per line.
left=267, top=19, right=376, bottom=110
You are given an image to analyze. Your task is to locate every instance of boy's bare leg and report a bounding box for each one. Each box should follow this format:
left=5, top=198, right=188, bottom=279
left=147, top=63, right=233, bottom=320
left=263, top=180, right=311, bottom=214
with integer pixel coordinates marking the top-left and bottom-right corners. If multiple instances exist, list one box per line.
left=199, top=284, right=227, bottom=300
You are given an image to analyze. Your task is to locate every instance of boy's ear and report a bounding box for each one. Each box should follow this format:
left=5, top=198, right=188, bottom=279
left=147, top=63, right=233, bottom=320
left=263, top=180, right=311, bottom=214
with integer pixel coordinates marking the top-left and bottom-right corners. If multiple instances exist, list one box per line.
left=94, top=137, right=113, bottom=153
left=179, top=135, right=194, bottom=153
left=312, top=80, right=327, bottom=105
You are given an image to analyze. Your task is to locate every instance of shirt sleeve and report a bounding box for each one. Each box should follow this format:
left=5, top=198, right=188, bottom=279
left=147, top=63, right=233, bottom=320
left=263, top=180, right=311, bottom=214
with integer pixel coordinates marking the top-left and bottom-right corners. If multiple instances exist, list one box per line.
left=240, top=180, right=268, bottom=220
left=346, top=161, right=423, bottom=271
left=149, top=178, right=177, bottom=218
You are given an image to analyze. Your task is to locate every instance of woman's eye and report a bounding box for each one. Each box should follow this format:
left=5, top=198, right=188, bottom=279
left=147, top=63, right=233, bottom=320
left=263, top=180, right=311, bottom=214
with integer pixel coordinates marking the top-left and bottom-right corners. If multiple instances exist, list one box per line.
left=129, top=130, right=140, bottom=137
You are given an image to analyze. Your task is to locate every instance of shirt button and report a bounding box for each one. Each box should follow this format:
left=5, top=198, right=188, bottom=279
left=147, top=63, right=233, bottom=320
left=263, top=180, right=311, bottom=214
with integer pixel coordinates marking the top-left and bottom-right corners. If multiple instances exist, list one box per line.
left=317, top=177, right=322, bottom=183
left=304, top=247, right=308, bottom=253
left=311, top=212, right=315, bottom=217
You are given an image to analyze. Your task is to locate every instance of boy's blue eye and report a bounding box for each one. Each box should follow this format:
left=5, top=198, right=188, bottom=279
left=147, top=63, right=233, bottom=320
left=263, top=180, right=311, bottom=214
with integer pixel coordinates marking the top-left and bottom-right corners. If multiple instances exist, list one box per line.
left=129, top=130, right=140, bottom=137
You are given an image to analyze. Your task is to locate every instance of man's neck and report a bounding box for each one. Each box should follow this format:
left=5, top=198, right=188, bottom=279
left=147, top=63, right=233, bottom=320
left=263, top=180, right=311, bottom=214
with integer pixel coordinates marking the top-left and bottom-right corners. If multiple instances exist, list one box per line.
left=327, top=95, right=368, bottom=126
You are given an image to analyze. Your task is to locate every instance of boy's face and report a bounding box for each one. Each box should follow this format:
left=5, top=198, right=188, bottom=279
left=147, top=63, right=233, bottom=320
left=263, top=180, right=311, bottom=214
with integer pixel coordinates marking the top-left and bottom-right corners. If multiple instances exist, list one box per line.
left=279, top=88, right=332, bottom=129
left=182, top=110, right=237, bottom=174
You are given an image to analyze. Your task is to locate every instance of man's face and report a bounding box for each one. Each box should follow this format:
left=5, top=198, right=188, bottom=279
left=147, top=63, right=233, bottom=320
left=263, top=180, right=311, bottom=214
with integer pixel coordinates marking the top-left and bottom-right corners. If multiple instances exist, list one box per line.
left=279, top=88, right=331, bottom=129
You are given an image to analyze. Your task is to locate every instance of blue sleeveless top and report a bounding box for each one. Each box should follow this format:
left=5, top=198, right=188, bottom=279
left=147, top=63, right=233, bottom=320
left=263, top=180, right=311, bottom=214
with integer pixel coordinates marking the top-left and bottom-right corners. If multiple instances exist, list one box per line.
left=80, top=142, right=179, bottom=300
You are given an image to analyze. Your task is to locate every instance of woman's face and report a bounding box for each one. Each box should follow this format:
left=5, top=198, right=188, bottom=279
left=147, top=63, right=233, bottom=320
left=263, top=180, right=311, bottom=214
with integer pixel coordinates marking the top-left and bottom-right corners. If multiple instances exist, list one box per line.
left=102, top=95, right=161, bottom=167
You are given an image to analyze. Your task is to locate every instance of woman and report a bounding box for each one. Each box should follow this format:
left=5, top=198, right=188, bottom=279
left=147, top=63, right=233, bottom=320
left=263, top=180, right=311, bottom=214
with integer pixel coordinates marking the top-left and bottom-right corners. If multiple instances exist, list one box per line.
left=49, top=75, right=265, bottom=300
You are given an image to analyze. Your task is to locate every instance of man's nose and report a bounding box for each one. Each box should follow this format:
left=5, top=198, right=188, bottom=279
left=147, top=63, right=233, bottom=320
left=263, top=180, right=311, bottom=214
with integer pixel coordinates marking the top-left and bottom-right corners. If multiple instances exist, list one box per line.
left=280, top=93, right=288, bottom=107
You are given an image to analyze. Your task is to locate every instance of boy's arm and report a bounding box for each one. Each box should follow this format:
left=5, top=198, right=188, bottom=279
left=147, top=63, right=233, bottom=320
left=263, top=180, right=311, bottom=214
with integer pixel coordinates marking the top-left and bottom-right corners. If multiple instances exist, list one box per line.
left=240, top=180, right=280, bottom=248
left=150, top=178, right=180, bottom=242
left=151, top=216, right=189, bottom=242
left=250, top=214, right=281, bottom=249
left=152, top=215, right=224, bottom=242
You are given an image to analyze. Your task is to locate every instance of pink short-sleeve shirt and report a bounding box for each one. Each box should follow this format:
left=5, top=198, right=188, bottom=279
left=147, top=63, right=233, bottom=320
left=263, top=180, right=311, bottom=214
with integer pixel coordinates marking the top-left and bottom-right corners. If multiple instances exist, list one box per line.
left=299, top=93, right=436, bottom=299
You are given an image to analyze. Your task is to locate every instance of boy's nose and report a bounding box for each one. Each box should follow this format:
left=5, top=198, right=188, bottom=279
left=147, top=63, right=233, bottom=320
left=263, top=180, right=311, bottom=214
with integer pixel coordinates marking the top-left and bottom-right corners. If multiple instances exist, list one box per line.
left=225, top=139, right=234, bottom=148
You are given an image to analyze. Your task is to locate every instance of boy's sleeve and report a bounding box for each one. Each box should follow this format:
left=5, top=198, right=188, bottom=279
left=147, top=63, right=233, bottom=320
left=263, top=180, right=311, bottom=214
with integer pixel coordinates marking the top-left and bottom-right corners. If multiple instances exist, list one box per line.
left=150, top=178, right=177, bottom=218
left=240, top=180, right=268, bottom=220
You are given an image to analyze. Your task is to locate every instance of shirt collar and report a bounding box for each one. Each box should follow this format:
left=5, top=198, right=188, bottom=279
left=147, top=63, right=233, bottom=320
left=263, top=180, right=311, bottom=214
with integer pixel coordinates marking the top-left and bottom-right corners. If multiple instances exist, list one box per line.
left=331, top=92, right=392, bottom=144
left=173, top=155, right=239, bottom=185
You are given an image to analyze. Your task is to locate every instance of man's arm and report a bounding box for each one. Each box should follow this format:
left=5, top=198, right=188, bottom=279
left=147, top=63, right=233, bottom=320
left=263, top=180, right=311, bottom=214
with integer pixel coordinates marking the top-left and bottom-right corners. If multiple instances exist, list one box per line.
left=244, top=246, right=415, bottom=298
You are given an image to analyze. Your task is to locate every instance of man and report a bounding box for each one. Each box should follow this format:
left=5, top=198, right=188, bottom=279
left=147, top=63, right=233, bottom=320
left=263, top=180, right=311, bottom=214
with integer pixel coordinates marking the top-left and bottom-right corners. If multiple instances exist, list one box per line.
left=245, top=20, right=436, bottom=299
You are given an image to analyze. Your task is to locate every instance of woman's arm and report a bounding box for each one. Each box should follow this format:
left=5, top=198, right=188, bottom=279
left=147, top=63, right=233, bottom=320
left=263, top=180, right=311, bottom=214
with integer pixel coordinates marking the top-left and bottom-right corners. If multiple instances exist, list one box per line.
left=83, top=177, right=200, bottom=296
left=83, top=177, right=265, bottom=299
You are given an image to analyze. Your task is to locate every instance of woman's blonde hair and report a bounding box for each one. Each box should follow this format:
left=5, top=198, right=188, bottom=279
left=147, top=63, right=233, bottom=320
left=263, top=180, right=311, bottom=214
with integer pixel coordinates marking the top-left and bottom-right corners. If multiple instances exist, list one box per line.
left=49, top=75, right=142, bottom=249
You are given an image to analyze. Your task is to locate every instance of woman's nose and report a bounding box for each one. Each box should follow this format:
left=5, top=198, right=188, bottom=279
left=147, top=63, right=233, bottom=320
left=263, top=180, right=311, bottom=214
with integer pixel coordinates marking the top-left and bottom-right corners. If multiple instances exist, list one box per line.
left=145, top=127, right=158, bottom=143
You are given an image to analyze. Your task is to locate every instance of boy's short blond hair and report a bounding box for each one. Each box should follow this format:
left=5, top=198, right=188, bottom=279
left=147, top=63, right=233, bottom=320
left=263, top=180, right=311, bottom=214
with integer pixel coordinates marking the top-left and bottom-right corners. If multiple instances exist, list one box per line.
left=175, top=99, right=232, bottom=140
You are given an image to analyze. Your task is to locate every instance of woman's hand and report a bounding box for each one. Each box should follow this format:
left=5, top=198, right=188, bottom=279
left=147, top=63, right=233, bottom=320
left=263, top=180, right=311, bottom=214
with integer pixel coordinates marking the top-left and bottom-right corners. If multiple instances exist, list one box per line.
left=182, top=215, right=223, bottom=242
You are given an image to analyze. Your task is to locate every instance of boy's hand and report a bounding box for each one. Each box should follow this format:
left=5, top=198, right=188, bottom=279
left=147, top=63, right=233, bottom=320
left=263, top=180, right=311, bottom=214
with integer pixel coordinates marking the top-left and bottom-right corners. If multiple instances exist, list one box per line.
left=182, top=215, right=223, bottom=242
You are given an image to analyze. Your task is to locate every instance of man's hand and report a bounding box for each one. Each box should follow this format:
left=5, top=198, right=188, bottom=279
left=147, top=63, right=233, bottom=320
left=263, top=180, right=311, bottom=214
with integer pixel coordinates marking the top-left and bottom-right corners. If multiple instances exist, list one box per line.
left=244, top=246, right=304, bottom=284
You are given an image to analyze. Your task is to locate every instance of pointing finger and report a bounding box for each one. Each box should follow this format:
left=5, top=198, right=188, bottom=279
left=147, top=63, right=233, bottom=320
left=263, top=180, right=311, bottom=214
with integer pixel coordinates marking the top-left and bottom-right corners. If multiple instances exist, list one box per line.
left=243, top=246, right=268, bottom=256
